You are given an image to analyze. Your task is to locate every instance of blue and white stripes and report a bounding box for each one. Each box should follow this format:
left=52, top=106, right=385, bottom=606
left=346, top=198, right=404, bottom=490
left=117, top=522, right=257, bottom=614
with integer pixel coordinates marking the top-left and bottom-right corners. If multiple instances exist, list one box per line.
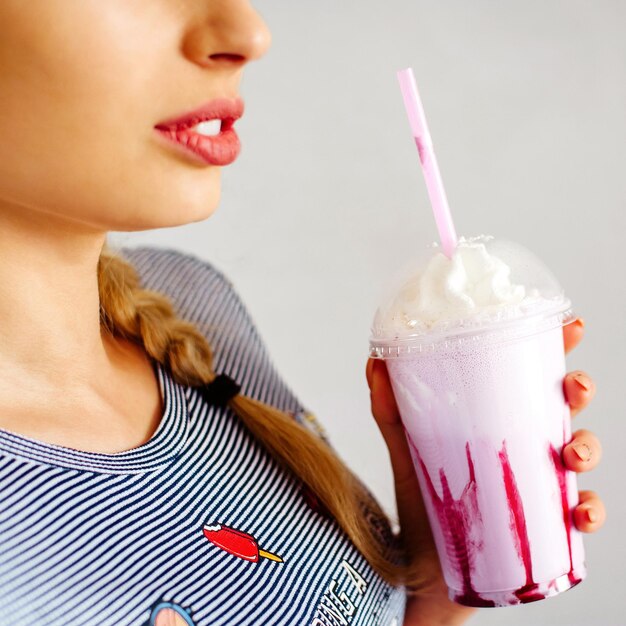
left=0, top=246, right=406, bottom=625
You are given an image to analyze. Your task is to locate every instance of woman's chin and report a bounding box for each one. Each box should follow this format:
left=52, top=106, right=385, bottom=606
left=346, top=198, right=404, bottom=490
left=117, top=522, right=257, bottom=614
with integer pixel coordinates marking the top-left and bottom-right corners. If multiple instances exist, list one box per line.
left=111, top=197, right=222, bottom=232
left=153, top=180, right=222, bottom=227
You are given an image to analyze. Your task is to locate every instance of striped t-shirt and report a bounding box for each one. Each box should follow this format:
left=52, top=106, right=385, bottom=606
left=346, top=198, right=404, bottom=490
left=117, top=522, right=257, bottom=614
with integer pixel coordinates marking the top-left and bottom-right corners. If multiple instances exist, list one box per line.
left=0, top=246, right=407, bottom=626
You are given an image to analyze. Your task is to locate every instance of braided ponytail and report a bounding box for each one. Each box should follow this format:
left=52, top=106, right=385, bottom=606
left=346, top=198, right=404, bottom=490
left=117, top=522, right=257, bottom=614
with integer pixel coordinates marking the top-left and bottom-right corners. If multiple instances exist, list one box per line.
left=97, top=241, right=427, bottom=590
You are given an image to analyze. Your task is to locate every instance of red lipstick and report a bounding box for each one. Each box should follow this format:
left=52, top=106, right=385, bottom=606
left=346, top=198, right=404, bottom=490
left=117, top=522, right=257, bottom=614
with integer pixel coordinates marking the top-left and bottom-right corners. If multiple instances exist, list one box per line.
left=154, top=97, right=244, bottom=166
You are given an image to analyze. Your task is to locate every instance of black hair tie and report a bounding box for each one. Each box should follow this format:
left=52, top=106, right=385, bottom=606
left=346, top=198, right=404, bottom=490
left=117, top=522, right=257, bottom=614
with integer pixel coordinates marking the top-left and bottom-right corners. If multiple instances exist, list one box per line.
left=199, top=373, right=241, bottom=407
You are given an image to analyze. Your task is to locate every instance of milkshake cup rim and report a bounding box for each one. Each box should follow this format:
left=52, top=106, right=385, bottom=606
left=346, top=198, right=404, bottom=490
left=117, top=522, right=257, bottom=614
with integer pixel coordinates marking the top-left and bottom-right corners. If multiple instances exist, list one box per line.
left=369, top=299, right=575, bottom=359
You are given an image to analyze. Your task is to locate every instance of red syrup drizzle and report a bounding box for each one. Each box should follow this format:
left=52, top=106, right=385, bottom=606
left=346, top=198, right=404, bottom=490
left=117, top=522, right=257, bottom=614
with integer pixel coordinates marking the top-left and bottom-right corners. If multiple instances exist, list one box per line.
left=498, top=441, right=545, bottom=602
left=407, top=431, right=581, bottom=606
left=548, top=443, right=583, bottom=587
left=406, top=433, right=496, bottom=607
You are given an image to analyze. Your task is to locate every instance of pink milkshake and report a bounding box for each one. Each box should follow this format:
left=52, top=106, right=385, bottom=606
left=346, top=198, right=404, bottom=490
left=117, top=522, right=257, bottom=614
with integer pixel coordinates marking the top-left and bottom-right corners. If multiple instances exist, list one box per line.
left=369, top=235, right=586, bottom=607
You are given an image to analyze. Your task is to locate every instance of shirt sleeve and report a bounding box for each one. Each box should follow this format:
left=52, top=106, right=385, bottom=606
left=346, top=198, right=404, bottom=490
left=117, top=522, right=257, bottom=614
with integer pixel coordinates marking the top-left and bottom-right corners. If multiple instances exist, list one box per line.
left=119, top=245, right=333, bottom=446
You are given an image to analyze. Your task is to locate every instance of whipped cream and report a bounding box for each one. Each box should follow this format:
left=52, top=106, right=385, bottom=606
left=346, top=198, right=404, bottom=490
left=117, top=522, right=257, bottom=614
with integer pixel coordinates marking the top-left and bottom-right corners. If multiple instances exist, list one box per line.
left=374, top=235, right=549, bottom=337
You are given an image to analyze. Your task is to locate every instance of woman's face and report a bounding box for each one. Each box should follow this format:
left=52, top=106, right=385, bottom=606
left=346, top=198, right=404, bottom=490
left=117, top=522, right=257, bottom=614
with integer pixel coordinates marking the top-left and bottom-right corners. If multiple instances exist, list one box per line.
left=0, top=1, right=271, bottom=233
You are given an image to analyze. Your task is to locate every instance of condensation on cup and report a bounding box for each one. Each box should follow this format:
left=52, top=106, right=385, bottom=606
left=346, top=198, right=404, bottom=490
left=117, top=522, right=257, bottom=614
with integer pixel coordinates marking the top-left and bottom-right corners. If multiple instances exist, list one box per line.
left=369, top=234, right=586, bottom=607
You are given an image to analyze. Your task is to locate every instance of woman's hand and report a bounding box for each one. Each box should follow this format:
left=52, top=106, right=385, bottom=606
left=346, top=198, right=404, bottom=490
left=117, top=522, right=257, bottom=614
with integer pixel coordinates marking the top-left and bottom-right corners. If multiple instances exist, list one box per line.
left=366, top=317, right=605, bottom=626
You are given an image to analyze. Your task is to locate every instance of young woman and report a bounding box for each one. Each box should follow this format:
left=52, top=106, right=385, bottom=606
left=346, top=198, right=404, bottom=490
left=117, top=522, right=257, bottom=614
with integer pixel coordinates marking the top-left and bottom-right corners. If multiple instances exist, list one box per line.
left=0, top=2, right=605, bottom=625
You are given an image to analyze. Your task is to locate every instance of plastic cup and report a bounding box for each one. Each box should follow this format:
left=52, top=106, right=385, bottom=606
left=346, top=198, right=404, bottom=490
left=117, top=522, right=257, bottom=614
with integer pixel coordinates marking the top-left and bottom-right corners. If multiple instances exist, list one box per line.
left=369, top=235, right=586, bottom=607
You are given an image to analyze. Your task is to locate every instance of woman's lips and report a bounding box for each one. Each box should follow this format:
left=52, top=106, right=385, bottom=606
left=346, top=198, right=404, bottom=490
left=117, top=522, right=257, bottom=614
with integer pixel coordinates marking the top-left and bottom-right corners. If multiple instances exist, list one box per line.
left=154, top=124, right=241, bottom=166
left=154, top=97, right=244, bottom=166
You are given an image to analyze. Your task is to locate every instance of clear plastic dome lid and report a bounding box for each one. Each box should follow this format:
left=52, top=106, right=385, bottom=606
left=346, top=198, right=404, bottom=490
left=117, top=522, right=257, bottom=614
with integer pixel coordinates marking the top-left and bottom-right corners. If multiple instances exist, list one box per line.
left=369, top=234, right=575, bottom=357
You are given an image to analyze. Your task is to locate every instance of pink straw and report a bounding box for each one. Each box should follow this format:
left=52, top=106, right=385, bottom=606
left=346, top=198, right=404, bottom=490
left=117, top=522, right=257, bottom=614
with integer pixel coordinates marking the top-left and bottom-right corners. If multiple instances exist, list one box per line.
left=397, top=68, right=458, bottom=259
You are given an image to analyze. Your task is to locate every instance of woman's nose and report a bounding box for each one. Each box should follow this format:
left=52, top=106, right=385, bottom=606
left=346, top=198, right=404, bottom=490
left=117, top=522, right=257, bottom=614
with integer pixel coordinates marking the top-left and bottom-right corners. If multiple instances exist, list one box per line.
left=192, top=0, right=272, bottom=68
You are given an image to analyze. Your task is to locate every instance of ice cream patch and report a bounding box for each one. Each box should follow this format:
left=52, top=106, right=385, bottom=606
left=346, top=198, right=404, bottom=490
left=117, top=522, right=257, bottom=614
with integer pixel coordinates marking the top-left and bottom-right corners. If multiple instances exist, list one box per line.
left=203, top=523, right=283, bottom=563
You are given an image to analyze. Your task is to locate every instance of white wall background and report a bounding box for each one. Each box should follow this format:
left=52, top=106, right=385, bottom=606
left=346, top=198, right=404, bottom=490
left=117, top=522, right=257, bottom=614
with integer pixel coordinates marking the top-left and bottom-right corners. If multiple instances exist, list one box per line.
left=113, top=2, right=625, bottom=624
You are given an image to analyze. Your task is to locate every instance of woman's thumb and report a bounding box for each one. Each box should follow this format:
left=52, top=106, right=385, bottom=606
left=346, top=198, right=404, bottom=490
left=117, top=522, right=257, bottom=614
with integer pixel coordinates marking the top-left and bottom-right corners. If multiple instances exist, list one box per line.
left=369, top=358, right=401, bottom=428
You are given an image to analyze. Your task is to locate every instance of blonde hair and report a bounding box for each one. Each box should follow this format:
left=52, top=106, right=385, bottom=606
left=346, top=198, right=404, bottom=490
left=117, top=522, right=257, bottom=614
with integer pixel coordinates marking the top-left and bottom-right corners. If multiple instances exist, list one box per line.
left=97, top=241, right=427, bottom=590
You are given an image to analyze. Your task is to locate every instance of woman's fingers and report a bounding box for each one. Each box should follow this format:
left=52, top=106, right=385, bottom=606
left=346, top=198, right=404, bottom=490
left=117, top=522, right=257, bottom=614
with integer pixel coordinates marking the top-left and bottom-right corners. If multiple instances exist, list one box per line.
left=563, top=318, right=585, bottom=355
left=563, top=428, right=602, bottom=472
left=564, top=370, right=596, bottom=418
left=573, top=490, right=606, bottom=533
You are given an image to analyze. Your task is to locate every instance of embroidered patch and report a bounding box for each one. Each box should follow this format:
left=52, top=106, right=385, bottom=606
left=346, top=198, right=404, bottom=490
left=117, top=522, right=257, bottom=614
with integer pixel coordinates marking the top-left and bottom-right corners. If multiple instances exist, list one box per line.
left=309, top=559, right=369, bottom=626
left=146, top=601, right=195, bottom=626
left=202, top=522, right=283, bottom=563
left=301, top=482, right=332, bottom=519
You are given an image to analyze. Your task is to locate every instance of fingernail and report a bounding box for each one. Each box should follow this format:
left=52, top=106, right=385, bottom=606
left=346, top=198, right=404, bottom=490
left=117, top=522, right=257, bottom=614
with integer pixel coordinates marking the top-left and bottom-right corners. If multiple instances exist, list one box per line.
left=571, top=442, right=592, bottom=462
left=574, top=317, right=585, bottom=329
left=586, top=508, right=597, bottom=523
left=572, top=373, right=590, bottom=391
